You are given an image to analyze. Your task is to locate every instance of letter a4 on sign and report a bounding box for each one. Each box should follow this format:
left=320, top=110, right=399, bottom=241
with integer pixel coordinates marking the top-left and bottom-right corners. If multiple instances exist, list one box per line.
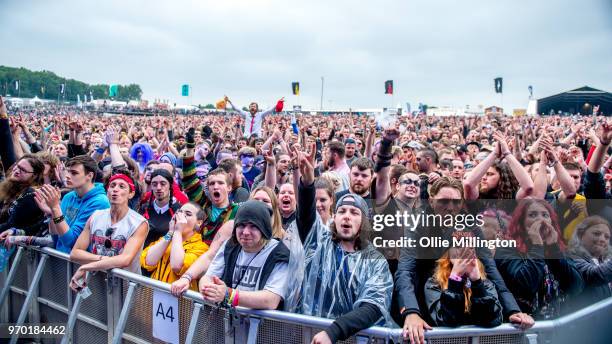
left=152, top=289, right=180, bottom=344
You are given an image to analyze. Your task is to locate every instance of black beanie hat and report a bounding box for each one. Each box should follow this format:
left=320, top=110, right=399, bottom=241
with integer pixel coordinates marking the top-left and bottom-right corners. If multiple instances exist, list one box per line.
left=233, top=200, right=273, bottom=240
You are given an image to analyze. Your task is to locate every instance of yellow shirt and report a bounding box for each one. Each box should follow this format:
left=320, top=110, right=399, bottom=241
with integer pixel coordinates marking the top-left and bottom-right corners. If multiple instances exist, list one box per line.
left=140, top=232, right=208, bottom=290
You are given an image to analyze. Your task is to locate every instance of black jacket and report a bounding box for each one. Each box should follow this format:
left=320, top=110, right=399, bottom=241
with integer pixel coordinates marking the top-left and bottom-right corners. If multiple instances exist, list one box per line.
left=395, top=225, right=521, bottom=323
left=425, top=277, right=503, bottom=327
left=568, top=248, right=612, bottom=310
left=0, top=187, right=46, bottom=235
left=495, top=244, right=584, bottom=318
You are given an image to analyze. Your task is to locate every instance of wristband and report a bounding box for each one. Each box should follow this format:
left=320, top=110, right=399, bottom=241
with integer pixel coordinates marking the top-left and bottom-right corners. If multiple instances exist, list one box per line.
left=163, top=232, right=174, bottom=241
left=232, top=289, right=239, bottom=307
left=181, top=273, right=193, bottom=283
left=53, top=215, right=65, bottom=224
left=449, top=273, right=463, bottom=282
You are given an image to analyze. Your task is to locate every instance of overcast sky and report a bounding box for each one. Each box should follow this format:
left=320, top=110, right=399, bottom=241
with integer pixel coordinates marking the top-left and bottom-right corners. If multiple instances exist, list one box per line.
left=3, top=0, right=611, bottom=110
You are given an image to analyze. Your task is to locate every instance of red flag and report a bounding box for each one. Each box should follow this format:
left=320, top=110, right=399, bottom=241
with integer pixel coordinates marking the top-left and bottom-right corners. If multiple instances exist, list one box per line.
left=275, top=98, right=284, bottom=112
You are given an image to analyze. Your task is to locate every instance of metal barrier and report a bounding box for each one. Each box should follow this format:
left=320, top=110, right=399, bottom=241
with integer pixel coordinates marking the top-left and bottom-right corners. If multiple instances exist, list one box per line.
left=1, top=245, right=611, bottom=343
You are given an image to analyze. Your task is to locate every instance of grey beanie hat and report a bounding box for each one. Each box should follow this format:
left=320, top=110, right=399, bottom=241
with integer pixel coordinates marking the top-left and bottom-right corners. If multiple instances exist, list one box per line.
left=233, top=200, right=273, bottom=239
left=335, top=193, right=369, bottom=217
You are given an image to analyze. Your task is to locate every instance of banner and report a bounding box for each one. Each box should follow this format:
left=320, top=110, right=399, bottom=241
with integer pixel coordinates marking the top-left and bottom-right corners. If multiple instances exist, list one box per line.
left=109, top=84, right=118, bottom=97
left=181, top=84, right=189, bottom=96
left=14, top=80, right=19, bottom=91
left=528, top=85, right=533, bottom=98
left=292, top=82, right=300, bottom=96
left=494, top=77, right=503, bottom=93
left=60, top=83, right=65, bottom=95
left=89, top=90, right=94, bottom=101
left=40, top=85, right=45, bottom=95
left=385, top=80, right=393, bottom=94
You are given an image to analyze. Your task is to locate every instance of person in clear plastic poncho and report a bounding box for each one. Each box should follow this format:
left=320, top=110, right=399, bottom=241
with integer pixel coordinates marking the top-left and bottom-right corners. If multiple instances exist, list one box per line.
left=292, top=146, right=394, bottom=344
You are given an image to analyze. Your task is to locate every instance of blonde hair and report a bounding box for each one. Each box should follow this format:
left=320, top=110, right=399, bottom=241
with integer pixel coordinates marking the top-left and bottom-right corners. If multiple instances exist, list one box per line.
left=321, top=171, right=342, bottom=193
left=433, top=251, right=487, bottom=313
left=250, top=186, right=285, bottom=239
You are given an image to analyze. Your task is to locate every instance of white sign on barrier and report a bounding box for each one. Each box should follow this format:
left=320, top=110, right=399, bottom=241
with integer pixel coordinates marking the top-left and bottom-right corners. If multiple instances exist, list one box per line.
left=152, top=289, right=180, bottom=344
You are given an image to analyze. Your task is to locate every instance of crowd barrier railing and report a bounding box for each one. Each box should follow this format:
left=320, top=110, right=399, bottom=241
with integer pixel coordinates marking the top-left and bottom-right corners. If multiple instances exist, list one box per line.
left=1, top=245, right=611, bottom=344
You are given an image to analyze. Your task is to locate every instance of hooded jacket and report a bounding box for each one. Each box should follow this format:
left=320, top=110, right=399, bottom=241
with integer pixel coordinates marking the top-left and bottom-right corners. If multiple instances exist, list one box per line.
left=54, top=182, right=110, bottom=253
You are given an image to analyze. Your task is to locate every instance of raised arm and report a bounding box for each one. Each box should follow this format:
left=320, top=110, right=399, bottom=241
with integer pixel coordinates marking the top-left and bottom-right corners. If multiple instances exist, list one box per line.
left=375, top=128, right=399, bottom=206
left=495, top=131, right=533, bottom=199
left=463, top=146, right=497, bottom=200
left=588, top=122, right=612, bottom=174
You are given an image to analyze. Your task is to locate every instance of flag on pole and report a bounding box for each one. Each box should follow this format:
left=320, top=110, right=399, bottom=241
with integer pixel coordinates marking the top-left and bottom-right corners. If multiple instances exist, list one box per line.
left=89, top=90, right=94, bottom=101
left=292, top=82, right=300, bottom=96
left=60, top=83, right=65, bottom=95
left=181, top=84, right=189, bottom=96
left=593, top=105, right=600, bottom=115
left=14, top=80, right=19, bottom=91
left=109, top=84, right=118, bottom=97
left=528, top=85, right=533, bottom=98
left=77, top=94, right=81, bottom=104
left=215, top=98, right=227, bottom=109
left=406, top=102, right=411, bottom=114
left=84, top=94, right=88, bottom=103
left=494, top=77, right=503, bottom=93
left=40, top=85, right=45, bottom=95
left=385, top=80, right=393, bottom=94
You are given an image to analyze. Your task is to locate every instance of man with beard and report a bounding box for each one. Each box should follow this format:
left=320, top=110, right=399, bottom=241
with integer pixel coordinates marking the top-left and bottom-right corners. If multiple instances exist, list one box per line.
left=395, top=177, right=534, bottom=344
left=335, top=158, right=375, bottom=217
left=294, top=147, right=394, bottom=344
left=322, top=141, right=351, bottom=192
left=225, top=95, right=284, bottom=138
left=217, top=158, right=250, bottom=203
left=32, top=155, right=110, bottom=253
left=0, top=155, right=46, bottom=237
left=344, top=138, right=359, bottom=165
left=415, top=148, right=441, bottom=200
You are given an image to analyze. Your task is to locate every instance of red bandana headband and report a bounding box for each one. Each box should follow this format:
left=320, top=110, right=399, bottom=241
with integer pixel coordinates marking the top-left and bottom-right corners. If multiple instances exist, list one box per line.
left=109, top=173, right=135, bottom=192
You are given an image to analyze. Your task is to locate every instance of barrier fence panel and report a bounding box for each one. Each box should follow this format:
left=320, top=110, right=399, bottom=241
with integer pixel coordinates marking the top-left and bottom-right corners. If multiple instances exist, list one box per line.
left=1, top=245, right=612, bottom=344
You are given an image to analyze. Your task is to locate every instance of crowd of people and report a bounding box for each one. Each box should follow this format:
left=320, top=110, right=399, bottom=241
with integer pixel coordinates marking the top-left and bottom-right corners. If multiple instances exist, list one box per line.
left=1, top=94, right=611, bottom=344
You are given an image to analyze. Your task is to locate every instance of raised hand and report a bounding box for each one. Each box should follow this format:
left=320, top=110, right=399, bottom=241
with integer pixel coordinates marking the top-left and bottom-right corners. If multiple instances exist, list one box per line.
left=599, top=122, right=612, bottom=145
left=34, top=189, right=53, bottom=216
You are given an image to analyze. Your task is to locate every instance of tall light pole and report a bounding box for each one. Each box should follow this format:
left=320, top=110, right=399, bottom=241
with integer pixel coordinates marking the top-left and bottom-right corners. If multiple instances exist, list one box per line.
left=320, top=76, right=324, bottom=111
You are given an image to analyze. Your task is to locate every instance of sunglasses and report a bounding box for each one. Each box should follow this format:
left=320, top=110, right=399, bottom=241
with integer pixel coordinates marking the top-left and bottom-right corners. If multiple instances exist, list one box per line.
left=104, top=227, right=115, bottom=249
left=400, top=179, right=420, bottom=187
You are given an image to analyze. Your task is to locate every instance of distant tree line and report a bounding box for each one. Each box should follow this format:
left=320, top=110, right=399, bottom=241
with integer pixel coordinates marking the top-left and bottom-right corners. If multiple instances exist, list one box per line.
left=0, top=66, right=142, bottom=102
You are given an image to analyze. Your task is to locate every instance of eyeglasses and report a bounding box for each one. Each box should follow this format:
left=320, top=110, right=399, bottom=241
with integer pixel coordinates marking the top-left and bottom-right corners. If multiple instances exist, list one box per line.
left=14, top=164, right=34, bottom=174
left=400, top=179, right=420, bottom=187
left=104, top=227, right=115, bottom=249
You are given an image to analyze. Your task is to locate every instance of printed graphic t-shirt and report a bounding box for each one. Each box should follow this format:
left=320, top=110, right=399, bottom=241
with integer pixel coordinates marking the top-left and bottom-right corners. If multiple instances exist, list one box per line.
left=88, top=208, right=148, bottom=274
left=205, top=239, right=288, bottom=299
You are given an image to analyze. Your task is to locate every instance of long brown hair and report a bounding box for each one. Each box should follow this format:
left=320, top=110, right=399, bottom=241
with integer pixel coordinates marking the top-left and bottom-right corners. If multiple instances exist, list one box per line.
left=0, top=155, right=45, bottom=213
left=433, top=250, right=487, bottom=313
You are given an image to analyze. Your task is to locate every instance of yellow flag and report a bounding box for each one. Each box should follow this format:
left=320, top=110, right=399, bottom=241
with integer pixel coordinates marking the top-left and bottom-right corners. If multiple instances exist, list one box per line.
left=215, top=99, right=227, bottom=109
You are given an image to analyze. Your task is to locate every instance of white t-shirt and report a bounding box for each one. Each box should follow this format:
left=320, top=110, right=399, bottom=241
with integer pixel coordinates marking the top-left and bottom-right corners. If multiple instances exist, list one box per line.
left=88, top=208, right=148, bottom=274
left=205, top=239, right=288, bottom=299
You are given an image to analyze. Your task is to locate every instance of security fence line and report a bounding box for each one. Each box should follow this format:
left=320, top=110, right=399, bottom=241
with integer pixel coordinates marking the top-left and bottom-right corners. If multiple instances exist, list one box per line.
left=0, top=245, right=611, bottom=344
